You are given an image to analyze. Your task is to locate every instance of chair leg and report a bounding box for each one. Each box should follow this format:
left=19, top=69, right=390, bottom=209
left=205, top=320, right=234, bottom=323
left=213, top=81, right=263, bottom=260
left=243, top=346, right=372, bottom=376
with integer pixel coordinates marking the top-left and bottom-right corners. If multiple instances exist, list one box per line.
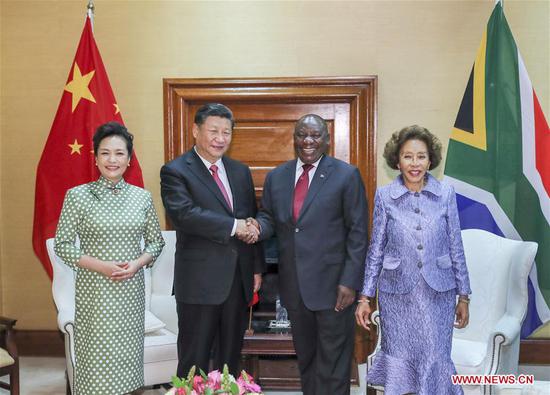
left=65, top=371, right=71, bottom=395
left=10, top=363, right=20, bottom=395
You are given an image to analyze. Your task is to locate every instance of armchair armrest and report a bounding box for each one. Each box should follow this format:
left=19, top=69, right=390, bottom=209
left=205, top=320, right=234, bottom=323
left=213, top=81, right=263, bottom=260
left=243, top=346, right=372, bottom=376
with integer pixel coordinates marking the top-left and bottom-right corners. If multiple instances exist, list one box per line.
left=491, top=314, right=521, bottom=346
left=150, top=295, right=177, bottom=334
left=371, top=310, right=380, bottom=327
left=367, top=310, right=382, bottom=370
left=0, top=316, right=17, bottom=328
left=371, top=310, right=382, bottom=350
left=481, top=314, right=521, bottom=376
left=57, top=309, right=75, bottom=334
left=0, top=315, right=18, bottom=361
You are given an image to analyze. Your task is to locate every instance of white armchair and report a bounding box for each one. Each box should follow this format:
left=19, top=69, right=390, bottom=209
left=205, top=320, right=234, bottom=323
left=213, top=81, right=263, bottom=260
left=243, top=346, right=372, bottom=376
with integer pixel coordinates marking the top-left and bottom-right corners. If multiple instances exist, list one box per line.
left=452, top=229, right=537, bottom=395
left=367, top=229, right=538, bottom=395
left=48, top=230, right=179, bottom=394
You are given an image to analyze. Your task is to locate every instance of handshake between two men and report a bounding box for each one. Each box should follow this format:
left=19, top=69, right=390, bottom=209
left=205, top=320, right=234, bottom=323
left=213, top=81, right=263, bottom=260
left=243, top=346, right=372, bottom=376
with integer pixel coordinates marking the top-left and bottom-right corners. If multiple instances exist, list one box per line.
left=235, top=218, right=260, bottom=244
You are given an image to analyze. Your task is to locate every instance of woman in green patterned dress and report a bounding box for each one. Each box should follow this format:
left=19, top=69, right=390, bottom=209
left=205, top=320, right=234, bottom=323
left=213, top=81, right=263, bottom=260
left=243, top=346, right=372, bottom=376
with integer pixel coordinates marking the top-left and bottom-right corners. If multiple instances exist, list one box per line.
left=55, top=122, right=165, bottom=395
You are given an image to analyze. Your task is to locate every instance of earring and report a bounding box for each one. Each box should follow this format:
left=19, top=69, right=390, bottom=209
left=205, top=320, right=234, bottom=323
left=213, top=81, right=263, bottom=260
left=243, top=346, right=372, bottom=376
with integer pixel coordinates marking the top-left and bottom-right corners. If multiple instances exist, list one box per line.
left=128, top=162, right=130, bottom=167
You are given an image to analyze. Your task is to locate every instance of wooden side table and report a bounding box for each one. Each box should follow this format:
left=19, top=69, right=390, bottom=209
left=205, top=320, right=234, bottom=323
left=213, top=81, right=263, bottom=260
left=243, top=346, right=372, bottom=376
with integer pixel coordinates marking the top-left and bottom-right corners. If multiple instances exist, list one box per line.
left=241, top=330, right=360, bottom=391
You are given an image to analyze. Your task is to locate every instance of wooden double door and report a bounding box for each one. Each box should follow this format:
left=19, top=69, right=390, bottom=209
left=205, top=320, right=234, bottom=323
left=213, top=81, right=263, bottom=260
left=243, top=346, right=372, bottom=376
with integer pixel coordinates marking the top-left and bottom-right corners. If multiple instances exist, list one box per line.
left=163, top=77, right=378, bottom=383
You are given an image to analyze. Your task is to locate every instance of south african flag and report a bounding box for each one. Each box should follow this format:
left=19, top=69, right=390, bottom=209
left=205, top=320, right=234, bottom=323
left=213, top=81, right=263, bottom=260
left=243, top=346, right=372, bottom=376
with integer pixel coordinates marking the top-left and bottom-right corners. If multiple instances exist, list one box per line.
left=444, top=2, right=550, bottom=337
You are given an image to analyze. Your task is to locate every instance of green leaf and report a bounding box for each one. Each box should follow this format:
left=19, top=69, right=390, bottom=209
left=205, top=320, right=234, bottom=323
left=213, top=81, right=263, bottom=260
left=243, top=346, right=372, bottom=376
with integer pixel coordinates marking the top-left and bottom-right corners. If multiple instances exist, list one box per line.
left=199, top=368, right=208, bottom=380
left=230, top=382, right=239, bottom=394
left=171, top=376, right=184, bottom=387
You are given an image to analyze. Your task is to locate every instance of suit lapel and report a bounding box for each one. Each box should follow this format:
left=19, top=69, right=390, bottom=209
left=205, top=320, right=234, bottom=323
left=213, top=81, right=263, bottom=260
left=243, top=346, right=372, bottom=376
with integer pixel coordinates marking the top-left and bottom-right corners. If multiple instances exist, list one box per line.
left=282, top=160, right=297, bottom=223
left=222, top=157, right=237, bottom=212
left=186, top=150, right=233, bottom=215
left=297, top=155, right=333, bottom=222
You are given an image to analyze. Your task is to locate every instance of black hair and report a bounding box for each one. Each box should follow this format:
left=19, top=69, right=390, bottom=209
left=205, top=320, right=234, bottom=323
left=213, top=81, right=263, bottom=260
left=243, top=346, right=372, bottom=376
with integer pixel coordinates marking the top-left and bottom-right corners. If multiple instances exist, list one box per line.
left=194, top=103, right=235, bottom=129
left=93, top=121, right=134, bottom=158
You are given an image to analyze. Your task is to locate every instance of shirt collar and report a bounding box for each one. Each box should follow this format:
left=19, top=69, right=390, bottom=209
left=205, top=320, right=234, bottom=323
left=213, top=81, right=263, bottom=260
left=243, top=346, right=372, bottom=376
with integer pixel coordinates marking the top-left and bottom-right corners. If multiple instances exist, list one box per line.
left=89, top=176, right=127, bottom=199
left=194, top=146, right=224, bottom=171
left=296, top=155, right=323, bottom=171
left=389, top=173, right=441, bottom=199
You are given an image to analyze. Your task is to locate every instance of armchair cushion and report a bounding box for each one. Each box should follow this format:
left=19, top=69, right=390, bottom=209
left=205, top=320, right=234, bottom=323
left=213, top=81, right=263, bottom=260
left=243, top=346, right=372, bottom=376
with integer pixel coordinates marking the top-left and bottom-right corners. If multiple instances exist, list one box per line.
left=144, top=329, right=178, bottom=364
left=145, top=310, right=166, bottom=334
left=451, top=338, right=486, bottom=374
left=0, top=348, right=14, bottom=368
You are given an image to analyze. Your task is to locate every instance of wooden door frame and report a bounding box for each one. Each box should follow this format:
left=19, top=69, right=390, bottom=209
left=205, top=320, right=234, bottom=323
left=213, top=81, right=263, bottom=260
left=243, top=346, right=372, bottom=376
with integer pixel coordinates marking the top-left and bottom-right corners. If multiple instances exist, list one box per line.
left=163, top=76, right=377, bottom=218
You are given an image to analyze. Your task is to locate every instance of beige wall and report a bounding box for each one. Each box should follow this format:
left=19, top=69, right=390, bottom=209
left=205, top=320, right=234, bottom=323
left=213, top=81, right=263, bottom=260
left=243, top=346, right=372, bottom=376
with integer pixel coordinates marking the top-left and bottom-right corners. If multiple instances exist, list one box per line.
left=0, top=0, right=3, bottom=314
left=0, top=0, right=548, bottom=332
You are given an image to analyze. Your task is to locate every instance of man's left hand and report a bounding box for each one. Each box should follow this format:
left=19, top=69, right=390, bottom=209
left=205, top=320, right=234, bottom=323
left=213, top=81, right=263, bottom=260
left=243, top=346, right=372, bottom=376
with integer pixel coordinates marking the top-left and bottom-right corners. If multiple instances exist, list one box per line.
left=335, top=285, right=356, bottom=312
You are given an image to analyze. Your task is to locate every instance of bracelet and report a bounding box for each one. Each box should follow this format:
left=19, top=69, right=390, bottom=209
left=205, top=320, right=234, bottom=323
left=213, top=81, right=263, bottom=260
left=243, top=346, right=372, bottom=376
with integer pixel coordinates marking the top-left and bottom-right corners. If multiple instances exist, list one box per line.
left=458, top=297, right=470, bottom=304
left=357, top=298, right=372, bottom=304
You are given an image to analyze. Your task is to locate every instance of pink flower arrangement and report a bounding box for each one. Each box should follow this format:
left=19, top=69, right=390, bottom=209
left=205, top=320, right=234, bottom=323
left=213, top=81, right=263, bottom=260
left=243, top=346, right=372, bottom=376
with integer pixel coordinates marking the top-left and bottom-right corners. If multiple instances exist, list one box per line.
left=171, top=364, right=263, bottom=395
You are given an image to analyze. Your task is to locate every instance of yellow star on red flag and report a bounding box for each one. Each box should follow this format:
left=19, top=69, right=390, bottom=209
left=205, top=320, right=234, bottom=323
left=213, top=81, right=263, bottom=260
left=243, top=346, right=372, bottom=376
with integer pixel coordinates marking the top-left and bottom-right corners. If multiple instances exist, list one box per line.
left=68, top=139, right=84, bottom=155
left=64, top=62, right=96, bottom=112
left=113, top=103, right=120, bottom=114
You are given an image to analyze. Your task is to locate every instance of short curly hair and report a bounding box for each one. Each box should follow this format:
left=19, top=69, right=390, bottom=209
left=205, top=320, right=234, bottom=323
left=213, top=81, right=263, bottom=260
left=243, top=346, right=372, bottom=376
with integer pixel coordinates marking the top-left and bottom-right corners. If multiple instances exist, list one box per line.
left=383, top=125, right=442, bottom=170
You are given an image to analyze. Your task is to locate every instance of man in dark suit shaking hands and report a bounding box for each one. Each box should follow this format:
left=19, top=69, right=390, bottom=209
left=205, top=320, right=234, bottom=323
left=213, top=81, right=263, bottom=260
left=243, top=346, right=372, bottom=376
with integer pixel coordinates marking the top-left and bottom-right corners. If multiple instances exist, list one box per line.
left=254, top=114, right=368, bottom=395
left=160, top=103, right=264, bottom=377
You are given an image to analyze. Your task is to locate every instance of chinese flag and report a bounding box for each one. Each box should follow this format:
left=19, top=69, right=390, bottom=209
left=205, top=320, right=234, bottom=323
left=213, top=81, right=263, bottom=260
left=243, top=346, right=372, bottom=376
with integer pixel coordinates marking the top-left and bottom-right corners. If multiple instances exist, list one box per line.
left=248, top=292, right=259, bottom=307
left=33, top=16, right=144, bottom=279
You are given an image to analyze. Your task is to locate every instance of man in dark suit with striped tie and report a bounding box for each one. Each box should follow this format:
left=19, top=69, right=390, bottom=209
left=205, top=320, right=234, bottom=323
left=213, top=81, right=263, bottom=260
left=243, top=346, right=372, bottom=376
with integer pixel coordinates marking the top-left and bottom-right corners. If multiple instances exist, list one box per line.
left=255, top=114, right=369, bottom=395
left=160, top=103, right=264, bottom=377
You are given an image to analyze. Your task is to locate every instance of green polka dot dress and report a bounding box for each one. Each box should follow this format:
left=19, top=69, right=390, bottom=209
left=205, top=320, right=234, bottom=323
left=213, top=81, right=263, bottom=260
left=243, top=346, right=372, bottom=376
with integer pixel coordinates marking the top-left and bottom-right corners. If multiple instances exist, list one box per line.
left=54, top=177, right=165, bottom=395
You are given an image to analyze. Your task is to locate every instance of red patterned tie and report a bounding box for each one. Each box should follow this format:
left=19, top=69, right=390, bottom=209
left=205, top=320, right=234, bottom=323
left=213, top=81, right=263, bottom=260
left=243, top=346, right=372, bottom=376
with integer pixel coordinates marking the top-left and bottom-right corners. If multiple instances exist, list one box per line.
left=293, top=164, right=314, bottom=221
left=210, top=164, right=232, bottom=210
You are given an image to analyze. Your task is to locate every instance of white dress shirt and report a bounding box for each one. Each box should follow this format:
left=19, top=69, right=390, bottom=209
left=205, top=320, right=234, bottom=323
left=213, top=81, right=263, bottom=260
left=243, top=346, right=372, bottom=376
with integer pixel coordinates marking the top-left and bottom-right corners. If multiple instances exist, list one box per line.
left=295, top=155, right=323, bottom=187
left=194, top=147, right=238, bottom=236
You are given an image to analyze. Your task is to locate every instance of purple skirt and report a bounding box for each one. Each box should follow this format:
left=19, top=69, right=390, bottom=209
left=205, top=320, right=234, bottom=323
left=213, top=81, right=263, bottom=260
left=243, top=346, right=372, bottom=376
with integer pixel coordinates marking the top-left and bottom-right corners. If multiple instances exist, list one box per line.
left=367, top=278, right=463, bottom=395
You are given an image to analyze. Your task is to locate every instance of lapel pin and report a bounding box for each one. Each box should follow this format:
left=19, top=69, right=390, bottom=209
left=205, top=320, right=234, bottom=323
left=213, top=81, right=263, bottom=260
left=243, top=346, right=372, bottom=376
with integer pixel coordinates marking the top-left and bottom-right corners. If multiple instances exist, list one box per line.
left=320, top=174, right=325, bottom=178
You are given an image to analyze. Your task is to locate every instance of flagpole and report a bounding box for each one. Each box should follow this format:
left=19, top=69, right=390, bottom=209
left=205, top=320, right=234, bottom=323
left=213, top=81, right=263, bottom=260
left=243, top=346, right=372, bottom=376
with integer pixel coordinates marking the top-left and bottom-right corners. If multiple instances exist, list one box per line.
left=87, top=0, right=94, bottom=30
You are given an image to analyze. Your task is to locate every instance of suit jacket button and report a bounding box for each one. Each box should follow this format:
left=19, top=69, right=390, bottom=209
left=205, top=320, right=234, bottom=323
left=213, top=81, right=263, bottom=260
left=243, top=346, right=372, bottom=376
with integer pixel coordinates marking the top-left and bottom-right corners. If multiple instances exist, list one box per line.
left=416, top=225, right=422, bottom=231
left=295, top=228, right=300, bottom=233
left=414, top=192, right=420, bottom=197
left=417, top=261, right=423, bottom=268
left=414, top=208, right=420, bottom=214
left=417, top=244, right=423, bottom=250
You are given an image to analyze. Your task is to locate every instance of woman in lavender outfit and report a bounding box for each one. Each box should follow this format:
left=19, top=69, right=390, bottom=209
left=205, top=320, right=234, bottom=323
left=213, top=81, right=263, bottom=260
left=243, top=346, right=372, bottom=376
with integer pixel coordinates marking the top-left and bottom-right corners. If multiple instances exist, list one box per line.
left=355, top=125, right=471, bottom=394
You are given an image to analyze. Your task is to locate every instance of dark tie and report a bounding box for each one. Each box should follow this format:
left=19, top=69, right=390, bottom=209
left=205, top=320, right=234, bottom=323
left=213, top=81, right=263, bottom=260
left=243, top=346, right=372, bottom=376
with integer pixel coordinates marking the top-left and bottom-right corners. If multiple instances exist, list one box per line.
left=210, top=164, right=232, bottom=210
left=293, top=164, right=314, bottom=221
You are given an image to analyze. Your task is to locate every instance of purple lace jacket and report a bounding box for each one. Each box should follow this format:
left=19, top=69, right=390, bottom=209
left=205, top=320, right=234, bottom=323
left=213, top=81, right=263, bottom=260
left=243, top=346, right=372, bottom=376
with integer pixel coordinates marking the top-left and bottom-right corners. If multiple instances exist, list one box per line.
left=362, top=174, right=471, bottom=297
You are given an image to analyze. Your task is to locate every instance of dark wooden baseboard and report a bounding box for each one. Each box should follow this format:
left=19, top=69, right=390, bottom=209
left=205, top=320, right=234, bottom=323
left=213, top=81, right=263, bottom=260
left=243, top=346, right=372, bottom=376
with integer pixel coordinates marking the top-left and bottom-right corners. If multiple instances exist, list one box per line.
left=15, top=330, right=64, bottom=356
left=12, top=330, right=550, bottom=365
left=519, top=339, right=550, bottom=364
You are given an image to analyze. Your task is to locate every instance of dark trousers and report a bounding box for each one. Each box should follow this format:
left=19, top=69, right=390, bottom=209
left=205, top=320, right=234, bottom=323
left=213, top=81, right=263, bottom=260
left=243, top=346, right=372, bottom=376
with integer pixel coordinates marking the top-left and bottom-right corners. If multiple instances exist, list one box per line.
left=287, top=297, right=355, bottom=395
left=176, top=266, right=247, bottom=378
